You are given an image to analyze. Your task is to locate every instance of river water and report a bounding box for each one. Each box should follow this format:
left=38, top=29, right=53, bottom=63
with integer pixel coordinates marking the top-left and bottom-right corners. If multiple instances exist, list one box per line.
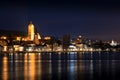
left=0, top=52, right=120, bottom=80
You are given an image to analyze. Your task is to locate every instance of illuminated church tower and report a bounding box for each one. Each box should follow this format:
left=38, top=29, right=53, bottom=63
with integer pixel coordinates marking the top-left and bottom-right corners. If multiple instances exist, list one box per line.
left=28, top=21, right=35, bottom=41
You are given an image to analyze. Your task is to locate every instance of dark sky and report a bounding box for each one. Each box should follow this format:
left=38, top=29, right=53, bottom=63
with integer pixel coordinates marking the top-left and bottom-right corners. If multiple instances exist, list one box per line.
left=0, top=0, right=120, bottom=41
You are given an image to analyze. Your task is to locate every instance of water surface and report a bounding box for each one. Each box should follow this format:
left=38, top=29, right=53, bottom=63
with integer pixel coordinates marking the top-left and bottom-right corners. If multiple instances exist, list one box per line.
left=0, top=52, right=120, bottom=80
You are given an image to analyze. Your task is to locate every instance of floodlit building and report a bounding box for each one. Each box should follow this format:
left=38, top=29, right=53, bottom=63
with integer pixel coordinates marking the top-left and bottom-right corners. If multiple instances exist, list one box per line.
left=34, top=32, right=40, bottom=45
left=27, top=21, right=35, bottom=41
left=110, top=40, right=118, bottom=46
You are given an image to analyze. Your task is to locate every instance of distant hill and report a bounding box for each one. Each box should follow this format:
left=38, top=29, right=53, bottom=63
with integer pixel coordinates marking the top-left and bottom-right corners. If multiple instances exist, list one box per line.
left=0, top=29, right=27, bottom=37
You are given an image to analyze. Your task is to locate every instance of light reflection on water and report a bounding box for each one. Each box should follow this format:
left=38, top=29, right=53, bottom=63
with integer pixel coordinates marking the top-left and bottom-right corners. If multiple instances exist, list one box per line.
left=0, top=52, right=120, bottom=80
left=2, top=56, right=8, bottom=80
left=24, top=53, right=36, bottom=80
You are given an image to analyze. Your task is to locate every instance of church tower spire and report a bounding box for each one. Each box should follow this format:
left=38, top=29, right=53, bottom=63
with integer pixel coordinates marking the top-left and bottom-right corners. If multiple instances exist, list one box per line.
left=28, top=21, right=35, bottom=41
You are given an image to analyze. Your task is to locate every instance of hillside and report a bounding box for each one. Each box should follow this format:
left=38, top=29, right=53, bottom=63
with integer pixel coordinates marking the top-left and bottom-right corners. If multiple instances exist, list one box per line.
left=0, top=29, right=27, bottom=37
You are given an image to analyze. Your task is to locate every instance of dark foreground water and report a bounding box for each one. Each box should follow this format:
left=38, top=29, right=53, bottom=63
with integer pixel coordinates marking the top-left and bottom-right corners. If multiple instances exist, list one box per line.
left=0, top=52, right=120, bottom=80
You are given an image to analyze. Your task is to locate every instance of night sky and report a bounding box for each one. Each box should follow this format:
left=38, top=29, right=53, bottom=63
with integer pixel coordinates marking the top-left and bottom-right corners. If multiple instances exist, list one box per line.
left=0, top=0, right=120, bottom=41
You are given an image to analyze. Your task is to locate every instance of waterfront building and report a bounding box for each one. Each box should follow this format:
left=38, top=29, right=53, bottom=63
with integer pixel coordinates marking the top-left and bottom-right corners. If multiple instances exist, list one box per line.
left=110, top=40, right=118, bottom=46
left=34, top=32, right=40, bottom=45
left=72, top=35, right=83, bottom=51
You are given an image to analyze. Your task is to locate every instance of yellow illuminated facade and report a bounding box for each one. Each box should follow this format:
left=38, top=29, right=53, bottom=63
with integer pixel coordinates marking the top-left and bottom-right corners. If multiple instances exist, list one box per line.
left=44, top=36, right=51, bottom=40
left=16, top=37, right=21, bottom=41
left=37, top=33, right=41, bottom=39
left=28, top=21, right=35, bottom=41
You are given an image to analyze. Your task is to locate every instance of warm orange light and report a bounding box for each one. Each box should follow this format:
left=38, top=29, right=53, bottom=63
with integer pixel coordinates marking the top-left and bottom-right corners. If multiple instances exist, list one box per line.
left=16, top=37, right=21, bottom=41
left=3, top=46, right=7, bottom=51
left=2, top=56, right=8, bottom=80
left=1, top=36, right=7, bottom=39
left=28, top=22, right=35, bottom=41
left=24, top=53, right=28, bottom=80
left=24, top=53, right=36, bottom=80
left=44, top=36, right=51, bottom=40
left=14, top=45, right=19, bottom=51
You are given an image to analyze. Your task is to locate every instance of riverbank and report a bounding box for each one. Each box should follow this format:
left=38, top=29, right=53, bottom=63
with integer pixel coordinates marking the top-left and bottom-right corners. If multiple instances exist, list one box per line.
left=0, top=50, right=119, bottom=54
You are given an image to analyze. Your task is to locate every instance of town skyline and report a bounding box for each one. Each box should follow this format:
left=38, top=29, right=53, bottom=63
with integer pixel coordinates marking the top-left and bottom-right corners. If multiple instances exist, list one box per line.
left=0, top=21, right=119, bottom=42
left=0, top=21, right=118, bottom=53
